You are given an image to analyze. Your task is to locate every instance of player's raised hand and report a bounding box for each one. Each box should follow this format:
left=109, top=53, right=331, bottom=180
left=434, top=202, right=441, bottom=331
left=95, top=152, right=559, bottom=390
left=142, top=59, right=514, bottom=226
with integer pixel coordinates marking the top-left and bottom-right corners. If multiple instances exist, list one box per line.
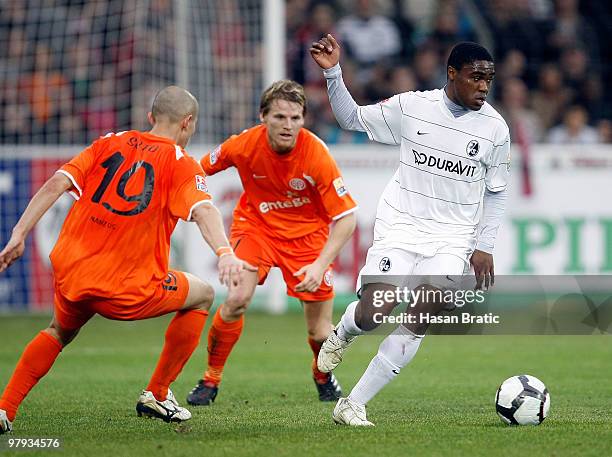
left=310, top=33, right=341, bottom=69
left=294, top=261, right=326, bottom=293
left=470, top=249, right=494, bottom=290
left=0, top=232, right=26, bottom=273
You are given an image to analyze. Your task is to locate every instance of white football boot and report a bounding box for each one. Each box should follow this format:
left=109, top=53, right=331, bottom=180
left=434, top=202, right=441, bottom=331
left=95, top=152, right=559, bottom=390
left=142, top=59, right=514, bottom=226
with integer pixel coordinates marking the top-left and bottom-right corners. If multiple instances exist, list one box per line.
left=332, top=397, right=374, bottom=426
left=0, top=409, right=12, bottom=434
left=317, top=328, right=356, bottom=373
left=136, top=389, right=192, bottom=423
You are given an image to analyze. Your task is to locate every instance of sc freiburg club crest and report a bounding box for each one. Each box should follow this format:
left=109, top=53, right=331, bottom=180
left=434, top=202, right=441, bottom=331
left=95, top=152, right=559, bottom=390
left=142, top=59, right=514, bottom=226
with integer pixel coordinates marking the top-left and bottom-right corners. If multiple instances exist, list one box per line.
left=379, top=257, right=392, bottom=272
left=466, top=140, right=479, bottom=157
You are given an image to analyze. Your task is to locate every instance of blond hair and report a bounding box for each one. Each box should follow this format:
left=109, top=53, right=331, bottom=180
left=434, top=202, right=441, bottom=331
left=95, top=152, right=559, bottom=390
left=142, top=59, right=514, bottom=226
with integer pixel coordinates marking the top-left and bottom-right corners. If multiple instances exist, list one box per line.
left=259, top=80, right=307, bottom=116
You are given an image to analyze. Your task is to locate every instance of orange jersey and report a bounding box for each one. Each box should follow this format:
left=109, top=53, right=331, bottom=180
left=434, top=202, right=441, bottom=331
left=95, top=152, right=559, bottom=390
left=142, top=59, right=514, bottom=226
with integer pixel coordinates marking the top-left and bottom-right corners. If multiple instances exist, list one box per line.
left=201, top=125, right=357, bottom=240
left=50, top=130, right=212, bottom=304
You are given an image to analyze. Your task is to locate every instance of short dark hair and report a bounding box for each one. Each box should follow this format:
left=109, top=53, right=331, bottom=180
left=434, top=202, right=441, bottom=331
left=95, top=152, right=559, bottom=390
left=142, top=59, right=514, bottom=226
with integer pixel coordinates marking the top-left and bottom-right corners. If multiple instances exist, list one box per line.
left=447, top=42, right=493, bottom=71
left=260, top=80, right=307, bottom=116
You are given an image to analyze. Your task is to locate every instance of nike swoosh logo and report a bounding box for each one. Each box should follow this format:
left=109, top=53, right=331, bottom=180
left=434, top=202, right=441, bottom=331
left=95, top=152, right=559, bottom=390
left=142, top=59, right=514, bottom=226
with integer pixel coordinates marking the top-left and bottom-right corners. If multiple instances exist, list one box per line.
left=392, top=369, right=399, bottom=375
left=446, top=275, right=455, bottom=282
left=417, top=131, right=429, bottom=135
left=253, top=174, right=267, bottom=179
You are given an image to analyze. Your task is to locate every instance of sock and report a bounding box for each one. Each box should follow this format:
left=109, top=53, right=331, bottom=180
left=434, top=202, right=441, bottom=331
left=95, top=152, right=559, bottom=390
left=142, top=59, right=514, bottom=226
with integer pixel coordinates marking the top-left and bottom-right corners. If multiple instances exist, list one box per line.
left=203, top=308, right=244, bottom=385
left=348, top=325, right=423, bottom=406
left=0, top=331, right=63, bottom=421
left=307, top=337, right=329, bottom=384
left=336, top=300, right=364, bottom=341
left=146, top=309, right=208, bottom=401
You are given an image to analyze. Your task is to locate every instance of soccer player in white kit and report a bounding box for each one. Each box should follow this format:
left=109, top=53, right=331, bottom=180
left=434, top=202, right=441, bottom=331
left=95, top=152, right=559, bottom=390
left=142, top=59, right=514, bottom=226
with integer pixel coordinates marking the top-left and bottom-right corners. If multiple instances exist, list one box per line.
left=310, top=35, right=510, bottom=426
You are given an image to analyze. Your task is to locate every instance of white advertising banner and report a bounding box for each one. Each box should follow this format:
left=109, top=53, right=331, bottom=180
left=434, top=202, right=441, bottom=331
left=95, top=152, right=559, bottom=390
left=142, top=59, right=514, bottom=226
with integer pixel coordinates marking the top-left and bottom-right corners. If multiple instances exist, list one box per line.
left=178, top=144, right=612, bottom=304
left=3, top=144, right=608, bottom=310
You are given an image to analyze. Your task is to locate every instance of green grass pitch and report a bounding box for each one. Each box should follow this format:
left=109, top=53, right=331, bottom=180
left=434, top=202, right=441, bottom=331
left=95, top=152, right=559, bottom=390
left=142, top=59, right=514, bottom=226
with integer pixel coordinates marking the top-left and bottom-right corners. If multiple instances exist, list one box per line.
left=0, top=312, right=610, bottom=456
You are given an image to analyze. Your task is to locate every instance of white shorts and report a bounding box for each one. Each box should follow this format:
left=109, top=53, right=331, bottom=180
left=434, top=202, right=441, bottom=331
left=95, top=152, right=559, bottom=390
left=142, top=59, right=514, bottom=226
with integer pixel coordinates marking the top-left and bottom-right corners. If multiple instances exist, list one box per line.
left=356, top=245, right=471, bottom=294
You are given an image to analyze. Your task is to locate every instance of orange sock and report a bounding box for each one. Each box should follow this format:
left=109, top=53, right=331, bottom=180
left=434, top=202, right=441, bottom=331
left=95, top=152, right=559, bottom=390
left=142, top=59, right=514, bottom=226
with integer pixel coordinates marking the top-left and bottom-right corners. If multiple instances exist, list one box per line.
left=308, top=337, right=329, bottom=384
left=0, top=331, right=63, bottom=421
left=146, top=309, right=208, bottom=401
left=203, top=308, right=244, bottom=385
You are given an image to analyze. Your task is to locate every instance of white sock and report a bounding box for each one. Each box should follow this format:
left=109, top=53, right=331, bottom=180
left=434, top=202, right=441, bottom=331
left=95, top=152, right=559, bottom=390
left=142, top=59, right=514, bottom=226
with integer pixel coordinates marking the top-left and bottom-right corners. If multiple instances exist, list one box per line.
left=336, top=300, right=363, bottom=341
left=348, top=325, right=423, bottom=406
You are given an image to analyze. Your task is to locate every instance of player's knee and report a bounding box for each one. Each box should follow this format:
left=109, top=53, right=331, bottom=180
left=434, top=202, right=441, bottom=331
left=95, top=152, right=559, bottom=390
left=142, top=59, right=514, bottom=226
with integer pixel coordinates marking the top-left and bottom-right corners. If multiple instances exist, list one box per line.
left=185, top=274, right=215, bottom=311
left=195, top=282, right=215, bottom=311
left=306, top=325, right=330, bottom=342
left=45, top=322, right=79, bottom=347
left=225, top=289, right=251, bottom=311
left=354, top=306, right=378, bottom=332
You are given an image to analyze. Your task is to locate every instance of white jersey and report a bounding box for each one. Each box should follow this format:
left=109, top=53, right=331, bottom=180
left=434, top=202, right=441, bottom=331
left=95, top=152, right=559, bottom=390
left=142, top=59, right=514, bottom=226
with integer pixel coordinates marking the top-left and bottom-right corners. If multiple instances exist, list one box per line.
left=360, top=89, right=510, bottom=256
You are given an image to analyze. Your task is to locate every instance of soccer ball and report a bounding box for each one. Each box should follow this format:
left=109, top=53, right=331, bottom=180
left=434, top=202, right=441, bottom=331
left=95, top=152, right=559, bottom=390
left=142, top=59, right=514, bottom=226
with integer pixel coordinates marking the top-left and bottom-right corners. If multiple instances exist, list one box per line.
left=495, top=375, right=550, bottom=425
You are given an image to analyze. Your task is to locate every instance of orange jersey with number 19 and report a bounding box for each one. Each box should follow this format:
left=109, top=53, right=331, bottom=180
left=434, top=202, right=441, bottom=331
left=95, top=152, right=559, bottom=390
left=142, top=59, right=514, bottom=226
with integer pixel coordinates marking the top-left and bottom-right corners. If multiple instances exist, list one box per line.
left=50, top=130, right=212, bottom=304
left=201, top=124, right=357, bottom=240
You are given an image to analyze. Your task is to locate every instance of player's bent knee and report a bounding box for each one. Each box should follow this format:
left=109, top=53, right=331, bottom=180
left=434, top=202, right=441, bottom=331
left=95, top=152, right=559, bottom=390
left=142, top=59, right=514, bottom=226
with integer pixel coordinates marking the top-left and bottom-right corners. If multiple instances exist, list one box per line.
left=196, top=283, right=215, bottom=310
left=354, top=301, right=390, bottom=332
left=354, top=307, right=377, bottom=332
left=183, top=273, right=215, bottom=311
left=306, top=326, right=330, bottom=342
left=45, top=321, right=79, bottom=347
left=225, top=289, right=252, bottom=311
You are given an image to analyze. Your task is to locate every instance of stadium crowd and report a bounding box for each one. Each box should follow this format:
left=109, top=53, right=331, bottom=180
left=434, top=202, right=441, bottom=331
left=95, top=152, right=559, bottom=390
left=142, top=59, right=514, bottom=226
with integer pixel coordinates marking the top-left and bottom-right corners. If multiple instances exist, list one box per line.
left=288, top=0, right=612, bottom=144
left=0, top=0, right=610, bottom=145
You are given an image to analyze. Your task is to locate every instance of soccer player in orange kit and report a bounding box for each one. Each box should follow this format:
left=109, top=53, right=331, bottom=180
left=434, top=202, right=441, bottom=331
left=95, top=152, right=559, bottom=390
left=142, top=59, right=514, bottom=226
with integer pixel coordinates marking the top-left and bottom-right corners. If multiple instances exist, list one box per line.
left=0, top=86, right=251, bottom=434
left=186, top=80, right=358, bottom=405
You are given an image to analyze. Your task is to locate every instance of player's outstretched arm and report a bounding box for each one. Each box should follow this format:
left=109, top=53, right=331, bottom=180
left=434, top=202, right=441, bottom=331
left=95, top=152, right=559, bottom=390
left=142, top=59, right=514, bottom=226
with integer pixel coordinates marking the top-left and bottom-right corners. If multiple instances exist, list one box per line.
left=294, top=212, right=356, bottom=293
left=310, top=34, right=365, bottom=133
left=190, top=203, right=256, bottom=287
left=0, top=173, right=71, bottom=273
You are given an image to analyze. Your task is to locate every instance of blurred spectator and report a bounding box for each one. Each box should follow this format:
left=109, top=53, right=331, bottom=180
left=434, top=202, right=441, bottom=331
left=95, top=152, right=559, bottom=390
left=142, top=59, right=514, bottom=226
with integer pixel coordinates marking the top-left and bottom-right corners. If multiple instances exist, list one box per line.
left=482, top=0, right=547, bottom=72
left=336, top=0, right=401, bottom=74
left=364, top=65, right=391, bottom=101
left=499, top=78, right=544, bottom=144
left=582, top=75, right=605, bottom=123
left=82, top=70, right=117, bottom=139
left=429, top=0, right=477, bottom=50
left=63, top=39, right=93, bottom=115
left=498, top=49, right=528, bottom=83
left=597, top=120, right=612, bottom=144
left=548, top=0, right=599, bottom=64
left=547, top=105, right=599, bottom=144
left=560, top=46, right=590, bottom=96
left=20, top=44, right=71, bottom=141
left=413, top=45, right=446, bottom=91
left=210, top=0, right=249, bottom=73
left=219, top=73, right=259, bottom=138
left=0, top=28, right=29, bottom=80
left=287, top=0, right=315, bottom=36
left=389, top=66, right=418, bottom=94
left=0, top=80, right=33, bottom=144
left=531, top=64, right=571, bottom=131
left=289, top=3, right=338, bottom=86
left=0, top=0, right=610, bottom=145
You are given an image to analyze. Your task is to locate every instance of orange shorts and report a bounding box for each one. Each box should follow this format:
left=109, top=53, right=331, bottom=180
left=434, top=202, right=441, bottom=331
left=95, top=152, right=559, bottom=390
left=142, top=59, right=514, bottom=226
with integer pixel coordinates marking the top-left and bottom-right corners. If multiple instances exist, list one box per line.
left=53, top=270, right=190, bottom=330
left=230, top=228, right=334, bottom=302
